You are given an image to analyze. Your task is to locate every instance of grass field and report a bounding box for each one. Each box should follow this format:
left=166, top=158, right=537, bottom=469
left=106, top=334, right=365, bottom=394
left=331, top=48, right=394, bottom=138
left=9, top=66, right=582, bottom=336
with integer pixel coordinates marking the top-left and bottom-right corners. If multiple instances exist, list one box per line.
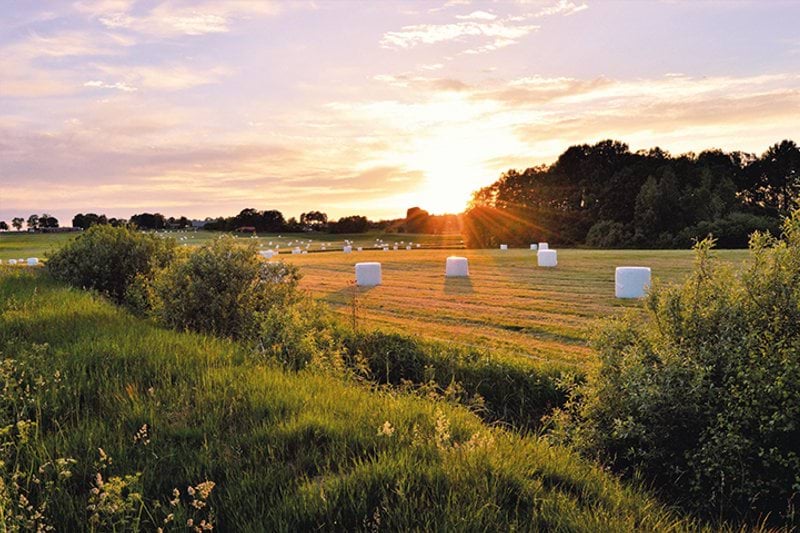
left=0, top=230, right=464, bottom=261
left=1, top=232, right=751, bottom=367
left=282, top=248, right=750, bottom=367
left=0, top=268, right=694, bottom=531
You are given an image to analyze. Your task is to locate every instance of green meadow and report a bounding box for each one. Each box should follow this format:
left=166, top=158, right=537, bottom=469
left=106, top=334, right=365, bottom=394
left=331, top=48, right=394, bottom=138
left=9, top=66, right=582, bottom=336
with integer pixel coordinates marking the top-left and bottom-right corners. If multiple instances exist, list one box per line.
left=0, top=267, right=695, bottom=531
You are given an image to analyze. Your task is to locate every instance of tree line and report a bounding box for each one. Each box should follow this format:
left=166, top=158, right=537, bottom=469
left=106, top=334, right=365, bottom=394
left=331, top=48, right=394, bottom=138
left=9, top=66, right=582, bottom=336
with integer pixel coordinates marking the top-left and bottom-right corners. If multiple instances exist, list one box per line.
left=0, top=214, right=61, bottom=232
left=464, top=139, right=800, bottom=248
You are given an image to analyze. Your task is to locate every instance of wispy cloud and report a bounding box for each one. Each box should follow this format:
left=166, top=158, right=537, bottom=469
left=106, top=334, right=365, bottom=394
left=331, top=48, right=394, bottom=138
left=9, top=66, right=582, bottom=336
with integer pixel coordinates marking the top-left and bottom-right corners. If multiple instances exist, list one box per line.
left=380, top=19, right=539, bottom=53
left=531, top=0, right=588, bottom=18
left=84, top=80, right=137, bottom=92
left=382, top=1, right=588, bottom=55
left=81, top=1, right=282, bottom=37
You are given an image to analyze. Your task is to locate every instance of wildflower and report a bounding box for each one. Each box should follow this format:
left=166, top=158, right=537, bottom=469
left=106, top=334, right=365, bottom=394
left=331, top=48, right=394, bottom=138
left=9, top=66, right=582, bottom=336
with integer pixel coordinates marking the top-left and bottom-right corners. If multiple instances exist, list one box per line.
left=133, top=424, right=151, bottom=446
left=195, top=481, right=215, bottom=499
left=376, top=421, right=395, bottom=437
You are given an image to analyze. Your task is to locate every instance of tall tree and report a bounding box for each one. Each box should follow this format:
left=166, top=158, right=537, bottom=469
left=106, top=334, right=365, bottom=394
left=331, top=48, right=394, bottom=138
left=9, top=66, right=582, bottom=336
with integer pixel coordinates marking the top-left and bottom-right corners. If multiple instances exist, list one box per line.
left=11, top=217, right=23, bottom=231
left=0, top=221, right=8, bottom=231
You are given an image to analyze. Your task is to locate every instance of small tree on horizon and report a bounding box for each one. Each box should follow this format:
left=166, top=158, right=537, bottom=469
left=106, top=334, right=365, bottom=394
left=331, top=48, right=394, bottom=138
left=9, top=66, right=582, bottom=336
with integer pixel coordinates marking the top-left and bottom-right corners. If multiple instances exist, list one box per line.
left=11, top=217, right=23, bottom=231
left=26, top=214, right=39, bottom=230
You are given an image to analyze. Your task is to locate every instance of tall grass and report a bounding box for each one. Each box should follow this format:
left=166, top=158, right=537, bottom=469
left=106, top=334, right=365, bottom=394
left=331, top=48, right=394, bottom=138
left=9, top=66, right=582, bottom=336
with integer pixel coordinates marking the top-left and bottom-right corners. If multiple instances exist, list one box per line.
left=0, top=267, right=694, bottom=531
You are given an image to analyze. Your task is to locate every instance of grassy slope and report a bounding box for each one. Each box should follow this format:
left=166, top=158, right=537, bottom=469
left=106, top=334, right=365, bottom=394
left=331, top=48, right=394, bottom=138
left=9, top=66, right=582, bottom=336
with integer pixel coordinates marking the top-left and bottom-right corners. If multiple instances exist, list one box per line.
left=283, top=248, right=750, bottom=367
left=0, top=268, right=692, bottom=531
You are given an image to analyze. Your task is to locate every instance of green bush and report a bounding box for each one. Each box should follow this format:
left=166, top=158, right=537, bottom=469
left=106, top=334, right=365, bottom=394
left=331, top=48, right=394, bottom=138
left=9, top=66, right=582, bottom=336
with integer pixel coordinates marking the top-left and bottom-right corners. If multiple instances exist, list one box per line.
left=152, top=236, right=301, bottom=339
left=585, top=220, right=632, bottom=248
left=678, top=212, right=779, bottom=249
left=550, top=210, right=800, bottom=525
left=46, top=225, right=176, bottom=304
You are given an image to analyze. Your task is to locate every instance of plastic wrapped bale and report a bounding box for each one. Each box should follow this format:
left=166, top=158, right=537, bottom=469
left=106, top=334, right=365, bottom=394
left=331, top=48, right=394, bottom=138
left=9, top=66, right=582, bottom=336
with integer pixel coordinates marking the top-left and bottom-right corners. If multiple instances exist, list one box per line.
left=530, top=244, right=538, bottom=250
left=259, top=250, right=275, bottom=259
left=615, top=266, right=651, bottom=298
left=343, top=246, right=352, bottom=253
left=537, top=249, right=557, bottom=267
left=292, top=247, right=302, bottom=255
left=393, top=245, right=398, bottom=250
left=445, top=256, right=469, bottom=277
left=355, top=262, right=382, bottom=286
left=405, top=245, right=412, bottom=250
left=357, top=247, right=363, bottom=252
left=500, top=244, right=508, bottom=250
left=8, top=259, right=17, bottom=266
left=27, top=257, right=39, bottom=266
left=538, top=242, right=549, bottom=250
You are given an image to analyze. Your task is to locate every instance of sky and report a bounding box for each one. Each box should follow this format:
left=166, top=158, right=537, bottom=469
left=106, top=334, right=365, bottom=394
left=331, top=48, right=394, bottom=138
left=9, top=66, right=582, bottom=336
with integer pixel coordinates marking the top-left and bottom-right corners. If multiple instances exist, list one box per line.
left=1, top=0, right=799, bottom=224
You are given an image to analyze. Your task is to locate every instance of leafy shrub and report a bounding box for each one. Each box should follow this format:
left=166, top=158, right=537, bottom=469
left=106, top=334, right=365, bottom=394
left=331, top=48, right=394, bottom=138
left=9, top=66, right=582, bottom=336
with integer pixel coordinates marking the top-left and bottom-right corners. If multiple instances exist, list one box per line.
left=46, top=225, right=176, bottom=304
left=678, top=212, right=779, bottom=248
left=585, top=220, right=632, bottom=248
left=152, top=236, right=301, bottom=339
left=257, top=295, right=345, bottom=371
left=550, top=210, right=800, bottom=525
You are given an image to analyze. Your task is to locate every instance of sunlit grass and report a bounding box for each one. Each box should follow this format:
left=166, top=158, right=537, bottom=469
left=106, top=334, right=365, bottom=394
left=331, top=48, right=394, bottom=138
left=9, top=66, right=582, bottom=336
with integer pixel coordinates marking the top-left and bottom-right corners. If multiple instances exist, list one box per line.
left=283, top=248, right=750, bottom=367
left=0, top=267, right=698, bottom=530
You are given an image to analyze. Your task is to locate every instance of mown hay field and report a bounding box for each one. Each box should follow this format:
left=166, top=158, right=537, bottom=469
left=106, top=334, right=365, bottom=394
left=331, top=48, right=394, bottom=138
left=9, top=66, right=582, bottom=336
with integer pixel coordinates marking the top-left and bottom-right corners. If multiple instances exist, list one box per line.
left=282, top=248, right=750, bottom=367
left=0, top=232, right=750, bottom=367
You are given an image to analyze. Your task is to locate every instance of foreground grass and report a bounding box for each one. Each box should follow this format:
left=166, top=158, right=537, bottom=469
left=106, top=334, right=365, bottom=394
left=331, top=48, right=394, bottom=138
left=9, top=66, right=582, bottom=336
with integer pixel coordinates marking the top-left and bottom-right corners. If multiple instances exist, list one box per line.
left=0, top=268, right=692, bottom=531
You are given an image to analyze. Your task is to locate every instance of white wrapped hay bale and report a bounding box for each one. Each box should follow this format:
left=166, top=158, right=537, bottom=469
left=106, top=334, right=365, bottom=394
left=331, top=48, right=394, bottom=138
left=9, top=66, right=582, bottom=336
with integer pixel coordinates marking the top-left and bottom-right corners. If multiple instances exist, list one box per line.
left=445, top=256, right=469, bottom=277
left=355, top=262, right=382, bottom=286
left=393, top=245, right=398, bottom=251
left=343, top=245, right=352, bottom=253
left=27, top=257, right=39, bottom=266
left=537, top=249, right=557, bottom=267
left=405, top=245, right=411, bottom=250
left=259, top=250, right=275, bottom=259
left=615, top=267, right=651, bottom=298
left=538, top=242, right=548, bottom=250
left=530, top=244, right=538, bottom=250
left=500, top=244, right=508, bottom=250
left=8, top=259, right=17, bottom=265
left=291, top=247, right=302, bottom=255
left=357, top=247, right=363, bottom=252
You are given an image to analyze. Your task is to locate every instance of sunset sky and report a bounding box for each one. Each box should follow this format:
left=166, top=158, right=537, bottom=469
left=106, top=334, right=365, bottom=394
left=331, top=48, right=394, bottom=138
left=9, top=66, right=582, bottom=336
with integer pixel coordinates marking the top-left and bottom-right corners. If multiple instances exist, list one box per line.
left=1, top=0, right=799, bottom=223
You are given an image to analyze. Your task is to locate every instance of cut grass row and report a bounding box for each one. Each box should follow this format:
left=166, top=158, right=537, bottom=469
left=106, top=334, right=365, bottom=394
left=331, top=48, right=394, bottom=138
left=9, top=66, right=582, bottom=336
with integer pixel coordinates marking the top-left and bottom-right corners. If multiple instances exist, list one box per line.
left=284, top=248, right=751, bottom=367
left=0, top=267, right=696, bottom=531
